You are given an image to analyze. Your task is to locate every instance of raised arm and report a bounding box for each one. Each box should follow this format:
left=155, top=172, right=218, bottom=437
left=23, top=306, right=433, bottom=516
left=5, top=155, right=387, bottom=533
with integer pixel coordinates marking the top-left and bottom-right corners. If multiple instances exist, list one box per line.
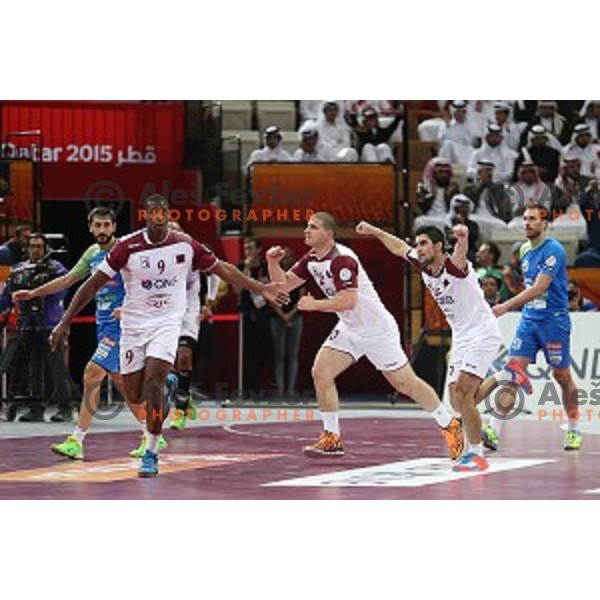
left=13, top=271, right=81, bottom=304
left=266, top=246, right=306, bottom=292
left=49, top=269, right=110, bottom=350
left=355, top=221, right=411, bottom=258
left=450, top=224, right=469, bottom=271
left=212, top=260, right=287, bottom=305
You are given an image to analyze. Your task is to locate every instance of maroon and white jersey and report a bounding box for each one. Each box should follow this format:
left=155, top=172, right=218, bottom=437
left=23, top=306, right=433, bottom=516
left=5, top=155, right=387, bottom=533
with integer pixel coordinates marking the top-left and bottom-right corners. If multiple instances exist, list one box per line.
left=406, top=249, right=498, bottom=343
left=99, top=229, right=217, bottom=331
left=291, top=243, right=397, bottom=335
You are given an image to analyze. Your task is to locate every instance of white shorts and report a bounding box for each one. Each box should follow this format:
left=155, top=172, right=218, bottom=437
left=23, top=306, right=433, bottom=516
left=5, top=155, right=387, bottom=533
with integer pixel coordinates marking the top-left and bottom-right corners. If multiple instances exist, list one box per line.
left=322, top=323, right=408, bottom=372
left=447, top=335, right=503, bottom=384
left=120, top=324, right=181, bottom=375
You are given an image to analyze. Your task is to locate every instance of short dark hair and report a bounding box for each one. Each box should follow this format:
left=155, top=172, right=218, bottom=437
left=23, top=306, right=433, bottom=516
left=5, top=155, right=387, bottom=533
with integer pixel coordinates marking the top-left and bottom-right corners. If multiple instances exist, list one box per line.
left=415, top=225, right=445, bottom=246
left=29, top=232, right=48, bottom=251
left=484, top=241, right=501, bottom=265
left=524, top=202, right=550, bottom=221
left=88, top=207, right=116, bottom=225
left=144, top=194, right=169, bottom=209
left=244, top=236, right=262, bottom=249
left=15, top=224, right=32, bottom=237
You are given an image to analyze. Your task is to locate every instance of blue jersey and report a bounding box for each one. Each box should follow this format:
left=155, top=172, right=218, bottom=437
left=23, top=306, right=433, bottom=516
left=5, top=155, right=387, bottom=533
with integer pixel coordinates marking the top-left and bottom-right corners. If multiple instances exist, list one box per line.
left=69, top=242, right=125, bottom=327
left=519, top=236, right=568, bottom=322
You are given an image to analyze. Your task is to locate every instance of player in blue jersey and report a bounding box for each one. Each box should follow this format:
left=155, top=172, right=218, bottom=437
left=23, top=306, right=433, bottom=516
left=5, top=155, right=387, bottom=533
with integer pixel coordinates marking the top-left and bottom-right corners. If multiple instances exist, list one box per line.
left=13, top=208, right=160, bottom=459
left=481, top=203, right=580, bottom=450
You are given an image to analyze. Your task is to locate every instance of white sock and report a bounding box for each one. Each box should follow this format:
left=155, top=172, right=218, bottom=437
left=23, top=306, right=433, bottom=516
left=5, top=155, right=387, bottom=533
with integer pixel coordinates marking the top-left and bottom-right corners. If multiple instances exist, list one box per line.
left=568, top=419, right=581, bottom=433
left=469, top=442, right=484, bottom=457
left=430, top=404, right=452, bottom=429
left=72, top=427, right=87, bottom=445
left=147, top=434, right=160, bottom=454
left=488, top=416, right=506, bottom=437
left=321, top=412, right=340, bottom=436
left=493, top=369, right=513, bottom=385
left=140, top=421, right=147, bottom=434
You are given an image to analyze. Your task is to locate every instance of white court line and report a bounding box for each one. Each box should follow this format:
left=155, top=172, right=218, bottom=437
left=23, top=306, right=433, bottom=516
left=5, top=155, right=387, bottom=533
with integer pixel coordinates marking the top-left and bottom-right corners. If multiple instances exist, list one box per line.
left=264, top=457, right=555, bottom=488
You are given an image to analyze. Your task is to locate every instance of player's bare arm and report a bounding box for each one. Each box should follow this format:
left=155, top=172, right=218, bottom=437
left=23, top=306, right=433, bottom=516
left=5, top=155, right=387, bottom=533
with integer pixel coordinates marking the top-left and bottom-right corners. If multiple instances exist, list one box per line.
left=492, top=273, right=553, bottom=317
left=450, top=224, right=469, bottom=271
left=266, top=245, right=306, bottom=292
left=212, top=259, right=288, bottom=305
left=49, top=270, right=110, bottom=350
left=355, top=221, right=411, bottom=258
left=12, top=272, right=81, bottom=303
left=298, top=289, right=358, bottom=313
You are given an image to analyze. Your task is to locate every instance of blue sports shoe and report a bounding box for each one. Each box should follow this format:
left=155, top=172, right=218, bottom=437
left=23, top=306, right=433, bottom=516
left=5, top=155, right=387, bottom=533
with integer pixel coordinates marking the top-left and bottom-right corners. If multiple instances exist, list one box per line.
left=138, top=449, right=159, bottom=478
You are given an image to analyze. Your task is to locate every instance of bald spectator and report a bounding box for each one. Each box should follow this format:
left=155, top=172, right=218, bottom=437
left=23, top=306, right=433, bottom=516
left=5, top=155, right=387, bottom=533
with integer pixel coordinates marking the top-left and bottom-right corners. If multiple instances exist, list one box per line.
left=514, top=125, right=561, bottom=183
left=561, top=124, right=600, bottom=177
left=467, top=123, right=518, bottom=183
left=246, top=126, right=292, bottom=168
left=464, top=160, right=511, bottom=238
left=520, top=101, right=572, bottom=148
left=316, top=101, right=358, bottom=162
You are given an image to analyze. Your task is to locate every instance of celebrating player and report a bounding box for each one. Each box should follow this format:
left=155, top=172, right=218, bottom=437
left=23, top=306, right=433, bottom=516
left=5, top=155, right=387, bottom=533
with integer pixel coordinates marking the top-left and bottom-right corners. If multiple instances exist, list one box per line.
left=13, top=208, right=154, bottom=460
left=482, top=203, right=579, bottom=451
left=267, top=212, right=464, bottom=459
left=356, top=221, right=531, bottom=471
left=50, top=194, right=286, bottom=477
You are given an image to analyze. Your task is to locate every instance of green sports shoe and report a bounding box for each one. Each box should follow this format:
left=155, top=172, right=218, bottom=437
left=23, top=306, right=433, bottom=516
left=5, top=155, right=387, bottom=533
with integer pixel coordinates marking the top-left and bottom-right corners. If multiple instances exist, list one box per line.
left=482, top=425, right=500, bottom=451
left=564, top=430, right=582, bottom=451
left=170, top=396, right=196, bottom=431
left=129, top=434, right=168, bottom=458
left=51, top=435, right=84, bottom=460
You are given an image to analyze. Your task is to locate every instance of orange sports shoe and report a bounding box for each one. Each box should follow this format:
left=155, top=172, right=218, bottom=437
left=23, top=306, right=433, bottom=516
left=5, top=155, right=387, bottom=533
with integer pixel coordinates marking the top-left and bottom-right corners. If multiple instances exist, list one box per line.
left=303, top=431, right=345, bottom=458
left=441, top=417, right=465, bottom=460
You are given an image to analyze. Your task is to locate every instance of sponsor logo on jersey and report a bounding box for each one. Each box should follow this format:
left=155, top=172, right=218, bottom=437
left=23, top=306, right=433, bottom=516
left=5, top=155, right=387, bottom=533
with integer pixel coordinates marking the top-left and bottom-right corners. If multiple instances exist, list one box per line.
left=141, top=276, right=178, bottom=290
left=545, top=255, right=557, bottom=268
left=146, top=294, right=171, bottom=309
left=140, top=256, right=151, bottom=269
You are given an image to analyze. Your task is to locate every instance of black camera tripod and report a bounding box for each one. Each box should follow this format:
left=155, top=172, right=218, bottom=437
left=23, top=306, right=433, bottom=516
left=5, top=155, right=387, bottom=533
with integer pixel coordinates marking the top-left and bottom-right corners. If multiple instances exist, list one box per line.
left=0, top=320, right=78, bottom=422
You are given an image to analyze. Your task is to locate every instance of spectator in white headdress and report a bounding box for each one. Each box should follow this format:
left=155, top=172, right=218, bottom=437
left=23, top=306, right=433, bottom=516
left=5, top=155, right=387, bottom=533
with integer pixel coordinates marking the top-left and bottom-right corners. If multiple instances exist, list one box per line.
left=513, top=125, right=561, bottom=183
left=438, top=101, right=480, bottom=167
left=467, top=123, right=518, bottom=183
left=316, top=101, right=358, bottom=162
left=492, top=101, right=520, bottom=151
left=293, top=121, right=334, bottom=162
left=561, top=123, right=600, bottom=177
left=507, top=162, right=555, bottom=231
left=520, top=101, right=572, bottom=148
left=246, top=126, right=293, bottom=168
left=578, top=101, right=600, bottom=141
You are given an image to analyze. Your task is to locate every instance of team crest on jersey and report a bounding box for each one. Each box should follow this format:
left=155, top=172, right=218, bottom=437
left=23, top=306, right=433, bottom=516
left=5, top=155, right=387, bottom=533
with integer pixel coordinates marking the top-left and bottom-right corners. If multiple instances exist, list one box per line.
left=176, top=254, right=186, bottom=264
left=339, top=268, right=352, bottom=282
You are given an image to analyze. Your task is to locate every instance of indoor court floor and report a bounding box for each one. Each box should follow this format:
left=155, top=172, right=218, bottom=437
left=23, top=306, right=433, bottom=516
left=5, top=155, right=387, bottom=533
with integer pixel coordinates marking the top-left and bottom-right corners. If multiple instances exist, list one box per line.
left=1, top=404, right=599, bottom=500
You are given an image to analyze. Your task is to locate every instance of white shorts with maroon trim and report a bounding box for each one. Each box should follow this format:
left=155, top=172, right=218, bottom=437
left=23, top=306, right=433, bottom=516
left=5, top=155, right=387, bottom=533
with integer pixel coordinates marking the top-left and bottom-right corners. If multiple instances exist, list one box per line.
left=120, top=324, right=181, bottom=375
left=447, top=333, right=503, bottom=384
left=322, top=322, right=408, bottom=372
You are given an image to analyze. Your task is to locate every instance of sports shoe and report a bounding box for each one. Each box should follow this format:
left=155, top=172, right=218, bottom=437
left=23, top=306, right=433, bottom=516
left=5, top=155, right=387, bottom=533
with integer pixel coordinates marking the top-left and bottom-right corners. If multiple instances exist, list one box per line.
left=51, top=435, right=84, bottom=460
left=564, top=430, right=582, bottom=451
left=138, top=449, right=159, bottom=478
left=505, top=359, right=533, bottom=395
left=129, top=434, right=168, bottom=458
left=170, top=395, right=196, bottom=431
left=303, top=431, right=345, bottom=457
left=441, top=417, right=464, bottom=460
left=452, top=452, right=489, bottom=472
left=482, top=425, right=500, bottom=451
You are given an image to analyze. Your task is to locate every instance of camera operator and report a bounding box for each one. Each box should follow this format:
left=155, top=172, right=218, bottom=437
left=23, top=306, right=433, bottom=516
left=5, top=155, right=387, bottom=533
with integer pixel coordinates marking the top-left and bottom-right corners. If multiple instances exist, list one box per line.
left=0, top=233, right=75, bottom=422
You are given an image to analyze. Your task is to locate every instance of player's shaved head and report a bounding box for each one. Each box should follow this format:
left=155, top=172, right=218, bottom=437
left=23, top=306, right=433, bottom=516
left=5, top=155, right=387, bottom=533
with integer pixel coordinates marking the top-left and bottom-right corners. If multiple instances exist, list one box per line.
left=312, top=212, right=337, bottom=236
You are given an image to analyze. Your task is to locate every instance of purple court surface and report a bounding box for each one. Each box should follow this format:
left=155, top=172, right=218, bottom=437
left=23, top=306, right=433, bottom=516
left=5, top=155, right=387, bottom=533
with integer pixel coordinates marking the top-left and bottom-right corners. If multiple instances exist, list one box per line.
left=0, top=413, right=598, bottom=499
